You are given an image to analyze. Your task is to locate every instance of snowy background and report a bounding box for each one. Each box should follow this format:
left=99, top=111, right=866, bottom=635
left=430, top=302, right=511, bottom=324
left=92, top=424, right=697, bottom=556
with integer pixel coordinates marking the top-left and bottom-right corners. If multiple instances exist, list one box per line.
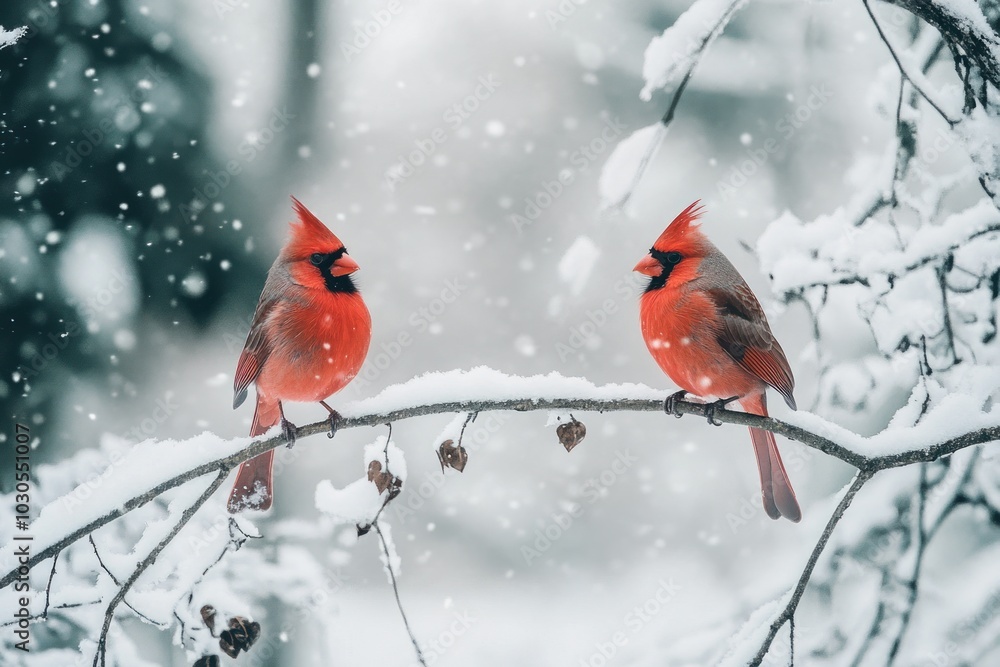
left=2, top=0, right=999, bottom=665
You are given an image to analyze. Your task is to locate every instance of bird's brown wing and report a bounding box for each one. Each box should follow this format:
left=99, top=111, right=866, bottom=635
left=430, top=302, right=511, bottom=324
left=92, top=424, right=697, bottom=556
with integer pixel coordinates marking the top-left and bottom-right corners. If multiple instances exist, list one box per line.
left=707, top=284, right=796, bottom=410
left=233, top=296, right=279, bottom=409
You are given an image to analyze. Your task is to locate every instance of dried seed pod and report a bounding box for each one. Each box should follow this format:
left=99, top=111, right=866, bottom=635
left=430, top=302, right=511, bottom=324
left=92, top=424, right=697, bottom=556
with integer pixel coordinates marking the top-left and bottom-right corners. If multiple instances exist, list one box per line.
left=437, top=439, right=469, bottom=473
left=356, top=523, right=373, bottom=537
left=367, top=459, right=402, bottom=497
left=231, top=616, right=261, bottom=647
left=557, top=418, right=587, bottom=452
left=219, top=616, right=261, bottom=657
left=367, top=460, right=391, bottom=494
left=193, top=656, right=220, bottom=667
left=218, top=631, right=240, bottom=659
left=200, top=605, right=216, bottom=634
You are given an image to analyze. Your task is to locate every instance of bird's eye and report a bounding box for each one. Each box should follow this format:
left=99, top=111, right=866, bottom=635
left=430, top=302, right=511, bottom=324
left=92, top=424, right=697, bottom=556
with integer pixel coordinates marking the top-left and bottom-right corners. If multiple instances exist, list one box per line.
left=665, top=251, right=682, bottom=264
left=310, top=253, right=324, bottom=265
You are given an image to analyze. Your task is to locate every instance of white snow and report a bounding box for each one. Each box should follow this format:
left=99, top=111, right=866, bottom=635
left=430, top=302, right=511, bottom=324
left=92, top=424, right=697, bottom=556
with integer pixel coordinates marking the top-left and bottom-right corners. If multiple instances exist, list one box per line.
left=181, top=270, right=208, bottom=297
left=315, top=477, right=384, bottom=525
left=57, top=216, right=139, bottom=333
left=639, top=0, right=747, bottom=101
left=513, top=334, right=537, bottom=356
left=341, top=367, right=662, bottom=417
left=758, top=200, right=1000, bottom=296
left=0, top=25, right=26, bottom=50
left=598, top=123, right=667, bottom=210
left=557, top=236, right=601, bottom=296
left=716, top=592, right=789, bottom=667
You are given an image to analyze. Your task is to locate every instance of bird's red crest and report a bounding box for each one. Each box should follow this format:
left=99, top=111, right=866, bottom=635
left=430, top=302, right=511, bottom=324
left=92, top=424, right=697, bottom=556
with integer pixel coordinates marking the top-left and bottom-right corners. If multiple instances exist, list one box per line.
left=284, top=197, right=346, bottom=258
left=651, top=200, right=706, bottom=252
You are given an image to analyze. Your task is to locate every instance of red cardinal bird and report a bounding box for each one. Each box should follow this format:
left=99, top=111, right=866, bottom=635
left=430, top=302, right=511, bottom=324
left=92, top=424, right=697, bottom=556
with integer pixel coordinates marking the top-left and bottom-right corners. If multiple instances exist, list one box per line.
left=228, top=198, right=372, bottom=513
left=634, top=201, right=801, bottom=522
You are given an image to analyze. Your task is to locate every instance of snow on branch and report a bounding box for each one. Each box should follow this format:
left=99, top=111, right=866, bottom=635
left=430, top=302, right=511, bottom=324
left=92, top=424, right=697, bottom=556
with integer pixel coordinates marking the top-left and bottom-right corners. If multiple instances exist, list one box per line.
left=599, top=0, right=746, bottom=209
left=759, top=198, right=1000, bottom=295
left=882, top=0, right=1000, bottom=89
left=639, top=0, right=747, bottom=101
left=3, top=366, right=999, bottom=593
left=0, top=25, right=27, bottom=50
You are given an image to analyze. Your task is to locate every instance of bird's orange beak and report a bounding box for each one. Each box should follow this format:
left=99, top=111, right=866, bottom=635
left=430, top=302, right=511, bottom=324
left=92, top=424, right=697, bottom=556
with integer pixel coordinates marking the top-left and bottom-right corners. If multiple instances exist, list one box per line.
left=633, top=253, right=661, bottom=277
left=331, top=253, right=360, bottom=276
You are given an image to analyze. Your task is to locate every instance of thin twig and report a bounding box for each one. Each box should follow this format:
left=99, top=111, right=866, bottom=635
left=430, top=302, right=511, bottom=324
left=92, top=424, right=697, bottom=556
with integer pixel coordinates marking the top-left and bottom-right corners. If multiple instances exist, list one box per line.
left=92, top=470, right=228, bottom=667
left=936, top=261, right=960, bottom=365
left=850, top=579, right=890, bottom=667
left=42, top=552, right=59, bottom=620
left=660, top=69, right=694, bottom=126
left=89, top=535, right=121, bottom=586
left=458, top=411, right=477, bottom=446
left=749, top=470, right=876, bottom=667
left=374, top=521, right=427, bottom=667
left=862, top=0, right=957, bottom=123
left=89, top=535, right=162, bottom=626
left=176, top=517, right=253, bottom=649
left=0, top=600, right=101, bottom=628
left=886, top=463, right=929, bottom=666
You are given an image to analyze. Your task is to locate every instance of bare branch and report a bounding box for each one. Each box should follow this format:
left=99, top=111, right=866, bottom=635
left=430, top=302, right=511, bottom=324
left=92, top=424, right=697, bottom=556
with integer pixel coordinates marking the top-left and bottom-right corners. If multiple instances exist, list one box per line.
left=41, top=552, right=58, bottom=621
left=89, top=535, right=121, bottom=586
left=374, top=521, right=427, bottom=667
left=749, top=470, right=877, bottom=666
left=885, top=462, right=930, bottom=666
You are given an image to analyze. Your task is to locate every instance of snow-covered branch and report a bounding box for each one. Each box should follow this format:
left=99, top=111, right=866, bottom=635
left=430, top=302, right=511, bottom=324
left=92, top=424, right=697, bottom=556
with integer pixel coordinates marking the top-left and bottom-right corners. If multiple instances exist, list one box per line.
left=883, top=0, right=1000, bottom=89
left=92, top=471, right=228, bottom=667
left=599, top=0, right=746, bottom=209
left=3, top=367, right=998, bottom=595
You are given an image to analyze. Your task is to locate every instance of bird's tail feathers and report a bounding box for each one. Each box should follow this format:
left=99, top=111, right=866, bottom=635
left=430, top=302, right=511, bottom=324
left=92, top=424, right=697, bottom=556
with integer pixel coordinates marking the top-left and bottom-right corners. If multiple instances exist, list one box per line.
left=228, top=395, right=280, bottom=513
left=743, top=394, right=801, bottom=523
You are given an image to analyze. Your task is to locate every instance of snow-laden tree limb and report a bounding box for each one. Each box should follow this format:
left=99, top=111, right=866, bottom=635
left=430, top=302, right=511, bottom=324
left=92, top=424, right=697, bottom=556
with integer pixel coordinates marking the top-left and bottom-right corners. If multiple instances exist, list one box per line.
left=3, top=367, right=998, bottom=591
left=599, top=0, right=746, bottom=209
left=882, top=0, right=1000, bottom=89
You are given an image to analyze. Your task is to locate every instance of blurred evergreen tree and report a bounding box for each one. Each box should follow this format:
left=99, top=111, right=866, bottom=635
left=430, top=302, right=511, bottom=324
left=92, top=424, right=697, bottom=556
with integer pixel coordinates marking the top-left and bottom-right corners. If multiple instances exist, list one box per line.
left=0, top=0, right=266, bottom=459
